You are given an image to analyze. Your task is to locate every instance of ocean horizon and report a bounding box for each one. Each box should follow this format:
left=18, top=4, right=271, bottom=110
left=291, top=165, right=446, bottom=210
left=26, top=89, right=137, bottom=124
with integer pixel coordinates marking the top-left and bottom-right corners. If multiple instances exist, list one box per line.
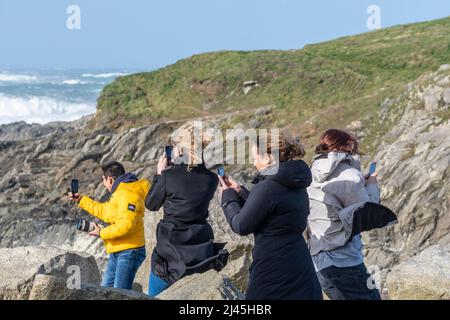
left=0, top=69, right=139, bottom=125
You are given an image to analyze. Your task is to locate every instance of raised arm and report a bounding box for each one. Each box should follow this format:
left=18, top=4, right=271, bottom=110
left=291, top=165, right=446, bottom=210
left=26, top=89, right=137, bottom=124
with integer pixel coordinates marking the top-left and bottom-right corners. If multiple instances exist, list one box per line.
left=79, top=196, right=109, bottom=222
left=221, top=183, right=273, bottom=236
left=335, top=171, right=380, bottom=208
left=145, top=173, right=166, bottom=211
left=365, top=180, right=380, bottom=203
left=237, top=186, right=250, bottom=203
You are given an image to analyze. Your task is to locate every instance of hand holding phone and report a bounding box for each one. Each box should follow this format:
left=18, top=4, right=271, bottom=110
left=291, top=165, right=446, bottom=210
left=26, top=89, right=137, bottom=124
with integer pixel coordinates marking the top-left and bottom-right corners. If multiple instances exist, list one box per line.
left=68, top=179, right=81, bottom=203
left=217, top=167, right=226, bottom=187
left=217, top=167, right=225, bottom=178
left=365, top=162, right=378, bottom=186
left=165, top=145, right=174, bottom=165
left=368, top=162, right=377, bottom=176
left=71, top=179, right=79, bottom=195
left=217, top=168, right=242, bottom=193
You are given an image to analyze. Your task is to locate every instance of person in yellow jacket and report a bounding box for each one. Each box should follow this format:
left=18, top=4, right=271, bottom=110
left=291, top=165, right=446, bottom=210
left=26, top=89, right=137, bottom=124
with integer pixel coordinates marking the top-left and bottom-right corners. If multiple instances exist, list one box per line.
left=70, top=161, right=150, bottom=290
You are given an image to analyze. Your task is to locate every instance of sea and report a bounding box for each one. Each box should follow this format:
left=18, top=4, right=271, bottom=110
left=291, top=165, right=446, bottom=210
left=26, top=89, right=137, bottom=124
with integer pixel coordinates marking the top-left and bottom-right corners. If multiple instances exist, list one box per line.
left=0, top=70, right=136, bottom=125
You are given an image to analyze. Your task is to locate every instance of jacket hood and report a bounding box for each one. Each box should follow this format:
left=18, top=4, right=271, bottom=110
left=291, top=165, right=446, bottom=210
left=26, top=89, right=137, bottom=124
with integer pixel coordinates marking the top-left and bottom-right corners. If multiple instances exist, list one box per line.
left=116, top=178, right=150, bottom=199
left=311, top=152, right=361, bottom=183
left=111, top=172, right=139, bottom=194
left=256, top=160, right=312, bottom=189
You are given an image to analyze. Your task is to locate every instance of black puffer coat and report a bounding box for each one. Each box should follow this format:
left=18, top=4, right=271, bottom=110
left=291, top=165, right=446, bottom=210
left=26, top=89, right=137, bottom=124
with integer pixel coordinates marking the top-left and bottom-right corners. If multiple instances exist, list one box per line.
left=221, top=160, right=323, bottom=300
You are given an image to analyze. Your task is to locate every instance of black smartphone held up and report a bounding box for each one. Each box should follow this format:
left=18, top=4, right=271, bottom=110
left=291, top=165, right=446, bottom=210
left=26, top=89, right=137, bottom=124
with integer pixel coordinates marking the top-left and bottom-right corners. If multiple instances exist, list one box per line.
left=368, top=162, right=377, bottom=176
left=71, top=179, right=79, bottom=196
left=217, top=166, right=225, bottom=178
left=165, top=145, right=174, bottom=164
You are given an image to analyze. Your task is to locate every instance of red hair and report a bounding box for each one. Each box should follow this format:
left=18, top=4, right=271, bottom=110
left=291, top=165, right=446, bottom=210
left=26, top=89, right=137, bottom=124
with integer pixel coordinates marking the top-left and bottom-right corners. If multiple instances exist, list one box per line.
left=315, top=129, right=359, bottom=155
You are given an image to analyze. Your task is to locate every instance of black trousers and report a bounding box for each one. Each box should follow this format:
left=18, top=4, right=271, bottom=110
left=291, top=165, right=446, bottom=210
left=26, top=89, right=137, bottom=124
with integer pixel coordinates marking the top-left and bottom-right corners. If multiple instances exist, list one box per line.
left=317, top=263, right=382, bottom=300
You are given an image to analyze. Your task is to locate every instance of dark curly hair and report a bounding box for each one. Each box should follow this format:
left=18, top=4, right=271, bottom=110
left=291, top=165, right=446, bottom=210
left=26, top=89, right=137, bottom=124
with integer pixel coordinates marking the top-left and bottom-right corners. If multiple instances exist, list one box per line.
left=315, top=129, right=359, bottom=155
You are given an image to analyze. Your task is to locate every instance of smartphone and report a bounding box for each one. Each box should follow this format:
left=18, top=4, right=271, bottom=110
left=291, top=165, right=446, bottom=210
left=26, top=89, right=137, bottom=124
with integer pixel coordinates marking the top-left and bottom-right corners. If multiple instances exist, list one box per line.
left=165, top=145, right=174, bottom=164
left=217, top=167, right=225, bottom=177
left=71, top=179, right=79, bottom=195
left=368, top=162, right=377, bottom=176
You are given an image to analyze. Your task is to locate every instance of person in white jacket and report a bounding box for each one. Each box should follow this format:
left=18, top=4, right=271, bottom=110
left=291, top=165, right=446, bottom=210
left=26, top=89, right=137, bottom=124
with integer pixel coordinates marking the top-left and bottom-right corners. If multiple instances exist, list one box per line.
left=307, top=129, right=383, bottom=300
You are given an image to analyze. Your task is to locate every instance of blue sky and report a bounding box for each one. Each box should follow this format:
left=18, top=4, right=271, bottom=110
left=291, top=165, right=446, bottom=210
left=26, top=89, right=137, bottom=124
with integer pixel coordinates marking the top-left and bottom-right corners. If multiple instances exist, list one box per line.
left=0, top=0, right=449, bottom=71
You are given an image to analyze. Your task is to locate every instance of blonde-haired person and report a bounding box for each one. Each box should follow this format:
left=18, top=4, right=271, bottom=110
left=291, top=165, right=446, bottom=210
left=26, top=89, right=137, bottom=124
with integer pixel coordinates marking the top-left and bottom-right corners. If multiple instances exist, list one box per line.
left=218, top=131, right=322, bottom=300
left=145, top=122, right=228, bottom=297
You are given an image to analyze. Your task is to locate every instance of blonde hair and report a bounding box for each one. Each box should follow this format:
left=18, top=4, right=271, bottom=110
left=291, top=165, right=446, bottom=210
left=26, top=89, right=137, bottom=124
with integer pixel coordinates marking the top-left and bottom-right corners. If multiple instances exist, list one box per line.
left=256, top=130, right=306, bottom=162
left=170, top=121, right=214, bottom=169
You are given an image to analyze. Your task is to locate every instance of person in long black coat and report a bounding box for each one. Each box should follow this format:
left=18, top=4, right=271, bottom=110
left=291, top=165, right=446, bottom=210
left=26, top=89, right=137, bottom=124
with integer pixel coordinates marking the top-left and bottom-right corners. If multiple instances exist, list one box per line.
left=145, top=122, right=228, bottom=297
left=219, top=134, right=323, bottom=300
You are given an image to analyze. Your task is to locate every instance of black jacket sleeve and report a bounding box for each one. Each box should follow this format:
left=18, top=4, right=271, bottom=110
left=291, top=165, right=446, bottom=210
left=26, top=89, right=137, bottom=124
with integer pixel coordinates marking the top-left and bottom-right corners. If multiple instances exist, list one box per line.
left=221, top=183, right=273, bottom=236
left=238, top=186, right=250, bottom=203
left=145, top=173, right=166, bottom=211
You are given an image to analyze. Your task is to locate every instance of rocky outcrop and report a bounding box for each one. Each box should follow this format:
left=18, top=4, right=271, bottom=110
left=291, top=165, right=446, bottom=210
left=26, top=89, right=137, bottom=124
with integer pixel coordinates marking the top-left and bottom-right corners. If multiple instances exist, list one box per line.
left=29, top=274, right=152, bottom=300
left=0, top=246, right=153, bottom=300
left=386, top=245, right=450, bottom=300
left=0, top=117, right=91, bottom=142
left=157, top=270, right=244, bottom=300
left=363, top=67, right=450, bottom=283
left=0, top=246, right=100, bottom=299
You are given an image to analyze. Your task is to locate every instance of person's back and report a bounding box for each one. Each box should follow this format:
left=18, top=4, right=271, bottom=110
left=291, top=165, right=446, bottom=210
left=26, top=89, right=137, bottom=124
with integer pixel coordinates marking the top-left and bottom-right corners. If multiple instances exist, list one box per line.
left=148, top=164, right=218, bottom=225
left=105, top=178, right=149, bottom=252
left=144, top=121, right=228, bottom=297
left=308, top=153, right=372, bottom=268
left=251, top=161, right=310, bottom=237
left=307, top=129, right=382, bottom=300
left=219, top=131, right=322, bottom=300
left=244, top=161, right=322, bottom=300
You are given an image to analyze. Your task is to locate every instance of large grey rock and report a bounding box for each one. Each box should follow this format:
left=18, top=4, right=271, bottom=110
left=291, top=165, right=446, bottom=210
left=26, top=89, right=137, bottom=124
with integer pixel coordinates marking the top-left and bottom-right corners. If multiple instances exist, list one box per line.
left=0, top=246, right=101, bottom=300
left=157, top=270, right=244, bottom=300
left=29, top=274, right=153, bottom=300
left=363, top=67, right=450, bottom=286
left=219, top=244, right=253, bottom=292
left=386, top=245, right=450, bottom=300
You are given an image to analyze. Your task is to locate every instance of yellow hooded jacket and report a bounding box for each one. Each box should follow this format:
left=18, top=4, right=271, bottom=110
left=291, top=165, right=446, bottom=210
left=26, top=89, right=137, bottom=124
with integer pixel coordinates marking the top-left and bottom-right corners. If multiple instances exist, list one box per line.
left=78, top=179, right=150, bottom=254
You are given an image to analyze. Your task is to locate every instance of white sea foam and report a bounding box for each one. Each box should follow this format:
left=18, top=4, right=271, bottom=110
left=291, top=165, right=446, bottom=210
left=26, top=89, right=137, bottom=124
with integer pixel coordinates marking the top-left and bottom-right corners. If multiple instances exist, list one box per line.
left=0, top=94, right=95, bottom=124
left=81, top=72, right=128, bottom=78
left=0, top=73, right=38, bottom=82
left=63, top=79, right=89, bottom=85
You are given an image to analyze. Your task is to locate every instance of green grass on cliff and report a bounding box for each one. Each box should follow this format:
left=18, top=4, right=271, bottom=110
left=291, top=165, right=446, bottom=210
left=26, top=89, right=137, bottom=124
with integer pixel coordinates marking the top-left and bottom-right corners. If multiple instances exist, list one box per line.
left=96, top=16, right=450, bottom=155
